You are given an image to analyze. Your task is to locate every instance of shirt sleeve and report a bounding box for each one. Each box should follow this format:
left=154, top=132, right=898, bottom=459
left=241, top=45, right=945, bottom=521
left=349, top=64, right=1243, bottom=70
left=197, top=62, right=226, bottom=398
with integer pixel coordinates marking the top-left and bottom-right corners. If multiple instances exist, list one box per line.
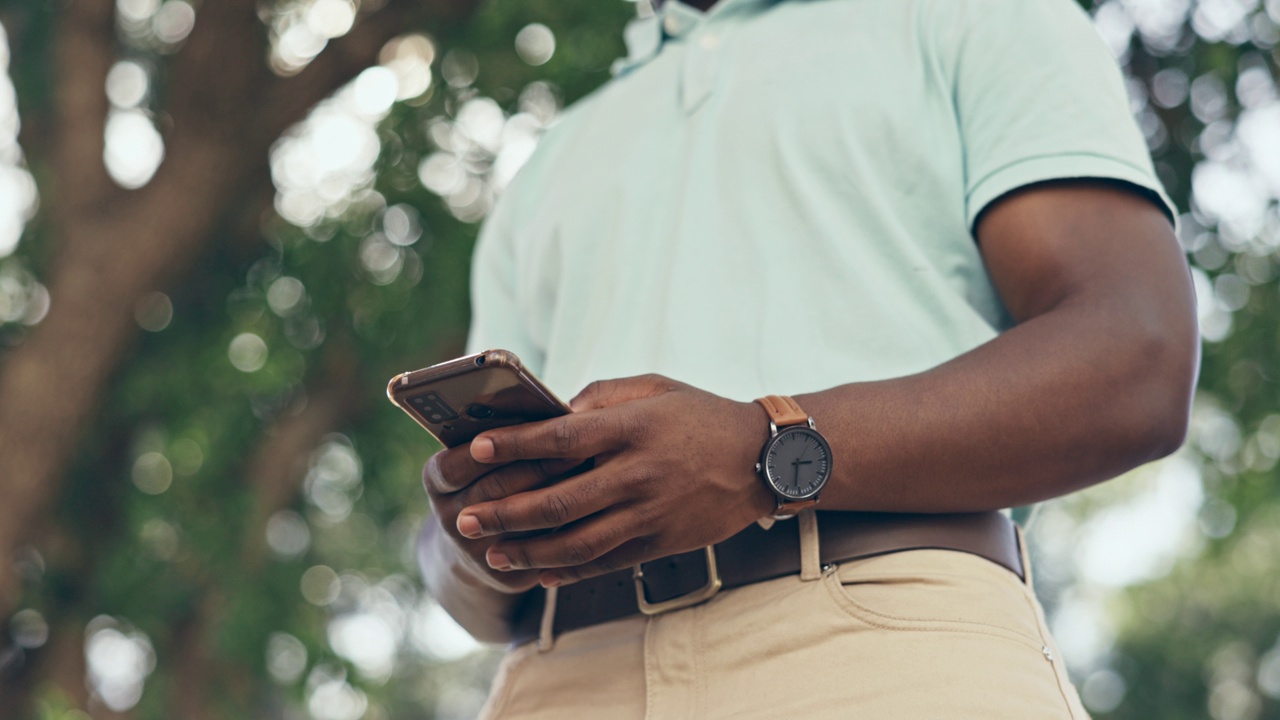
left=417, top=518, right=524, bottom=644
left=943, top=0, right=1178, bottom=230
left=464, top=183, right=546, bottom=370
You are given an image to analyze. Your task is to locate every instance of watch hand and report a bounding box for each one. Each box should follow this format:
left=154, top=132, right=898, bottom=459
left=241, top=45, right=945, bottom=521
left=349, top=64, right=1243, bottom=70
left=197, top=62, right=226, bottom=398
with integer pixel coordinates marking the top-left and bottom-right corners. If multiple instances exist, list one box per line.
left=796, top=460, right=813, bottom=466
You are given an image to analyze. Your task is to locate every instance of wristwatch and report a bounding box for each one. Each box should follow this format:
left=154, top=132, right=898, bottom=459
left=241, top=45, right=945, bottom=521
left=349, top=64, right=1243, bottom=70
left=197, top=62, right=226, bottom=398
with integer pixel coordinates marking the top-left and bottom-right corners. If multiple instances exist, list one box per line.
left=753, top=395, right=834, bottom=520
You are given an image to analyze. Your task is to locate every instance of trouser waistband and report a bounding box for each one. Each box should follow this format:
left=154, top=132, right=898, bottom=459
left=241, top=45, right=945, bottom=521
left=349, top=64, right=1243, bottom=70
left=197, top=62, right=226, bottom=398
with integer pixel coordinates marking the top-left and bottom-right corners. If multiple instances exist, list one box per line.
left=511, top=510, right=1022, bottom=646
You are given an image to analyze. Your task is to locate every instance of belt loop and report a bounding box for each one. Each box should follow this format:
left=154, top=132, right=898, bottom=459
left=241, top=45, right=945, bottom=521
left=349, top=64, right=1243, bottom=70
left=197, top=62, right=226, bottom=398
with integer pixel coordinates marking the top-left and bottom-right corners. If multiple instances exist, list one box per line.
left=536, top=586, right=558, bottom=652
left=798, top=510, right=821, bottom=581
left=1015, top=524, right=1034, bottom=590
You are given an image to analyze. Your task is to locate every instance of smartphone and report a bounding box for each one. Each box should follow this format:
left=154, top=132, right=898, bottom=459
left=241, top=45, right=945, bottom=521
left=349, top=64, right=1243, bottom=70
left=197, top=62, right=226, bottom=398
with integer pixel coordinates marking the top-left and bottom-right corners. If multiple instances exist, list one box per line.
left=387, top=349, right=571, bottom=448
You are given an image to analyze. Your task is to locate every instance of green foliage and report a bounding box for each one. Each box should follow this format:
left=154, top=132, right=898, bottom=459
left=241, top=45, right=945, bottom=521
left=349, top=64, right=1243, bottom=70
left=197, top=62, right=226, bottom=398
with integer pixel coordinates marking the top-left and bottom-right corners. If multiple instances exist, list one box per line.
left=6, top=1, right=629, bottom=717
left=1065, top=2, right=1280, bottom=718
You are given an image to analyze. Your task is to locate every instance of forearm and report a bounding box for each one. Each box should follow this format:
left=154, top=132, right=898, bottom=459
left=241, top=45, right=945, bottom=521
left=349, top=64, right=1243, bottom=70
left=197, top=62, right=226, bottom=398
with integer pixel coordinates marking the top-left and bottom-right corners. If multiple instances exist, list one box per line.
left=417, top=516, right=526, bottom=644
left=796, top=294, right=1197, bottom=514
left=441, top=184, right=1197, bottom=586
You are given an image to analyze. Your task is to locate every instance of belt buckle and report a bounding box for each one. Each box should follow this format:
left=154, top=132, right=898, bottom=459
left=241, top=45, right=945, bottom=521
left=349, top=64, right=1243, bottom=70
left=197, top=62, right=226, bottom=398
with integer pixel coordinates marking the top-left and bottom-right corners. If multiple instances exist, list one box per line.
left=633, top=546, right=722, bottom=616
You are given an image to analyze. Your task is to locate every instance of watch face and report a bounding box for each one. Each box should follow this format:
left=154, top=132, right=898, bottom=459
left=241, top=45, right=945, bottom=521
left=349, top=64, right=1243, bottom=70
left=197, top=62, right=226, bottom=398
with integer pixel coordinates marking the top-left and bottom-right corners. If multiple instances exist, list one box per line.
left=762, top=427, right=832, bottom=501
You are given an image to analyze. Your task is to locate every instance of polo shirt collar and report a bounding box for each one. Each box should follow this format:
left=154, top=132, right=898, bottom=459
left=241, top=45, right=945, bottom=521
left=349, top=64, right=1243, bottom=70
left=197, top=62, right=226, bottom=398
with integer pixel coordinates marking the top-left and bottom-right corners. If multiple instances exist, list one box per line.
left=613, top=0, right=766, bottom=76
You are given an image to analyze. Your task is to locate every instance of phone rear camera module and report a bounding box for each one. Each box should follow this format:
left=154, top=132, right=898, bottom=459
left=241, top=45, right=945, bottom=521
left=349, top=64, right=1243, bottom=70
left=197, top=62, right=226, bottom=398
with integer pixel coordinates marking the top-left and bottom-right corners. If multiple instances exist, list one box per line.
left=410, top=392, right=458, bottom=424
left=465, top=404, right=494, bottom=420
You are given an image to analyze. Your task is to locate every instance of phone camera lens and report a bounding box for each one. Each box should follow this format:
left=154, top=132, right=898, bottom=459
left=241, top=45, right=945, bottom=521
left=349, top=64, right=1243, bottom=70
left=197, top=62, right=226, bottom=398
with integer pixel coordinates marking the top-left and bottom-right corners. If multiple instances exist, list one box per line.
left=411, top=392, right=458, bottom=423
left=465, top=404, right=494, bottom=420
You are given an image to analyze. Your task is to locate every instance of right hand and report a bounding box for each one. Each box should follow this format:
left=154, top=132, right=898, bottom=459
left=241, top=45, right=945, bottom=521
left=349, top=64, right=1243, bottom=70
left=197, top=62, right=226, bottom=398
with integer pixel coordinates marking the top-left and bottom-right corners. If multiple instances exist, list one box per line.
left=423, top=443, right=583, bottom=593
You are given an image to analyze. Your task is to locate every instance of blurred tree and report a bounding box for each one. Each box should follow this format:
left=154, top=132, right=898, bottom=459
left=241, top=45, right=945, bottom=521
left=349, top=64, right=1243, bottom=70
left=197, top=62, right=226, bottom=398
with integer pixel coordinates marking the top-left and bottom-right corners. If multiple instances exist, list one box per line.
left=0, top=0, right=627, bottom=717
left=0, top=0, right=472, bottom=616
left=1048, top=2, right=1280, bottom=719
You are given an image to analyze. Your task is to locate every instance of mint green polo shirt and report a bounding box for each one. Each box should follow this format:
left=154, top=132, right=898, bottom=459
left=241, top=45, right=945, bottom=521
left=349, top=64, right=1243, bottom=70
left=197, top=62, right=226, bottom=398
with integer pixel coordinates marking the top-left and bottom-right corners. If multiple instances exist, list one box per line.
left=466, top=0, right=1175, bottom=403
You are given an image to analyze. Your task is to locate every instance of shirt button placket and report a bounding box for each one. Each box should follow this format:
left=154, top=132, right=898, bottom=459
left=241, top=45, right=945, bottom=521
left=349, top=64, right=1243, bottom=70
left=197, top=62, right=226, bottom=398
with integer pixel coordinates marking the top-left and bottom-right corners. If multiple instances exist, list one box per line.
left=681, top=27, right=720, bottom=114
left=663, top=13, right=683, bottom=36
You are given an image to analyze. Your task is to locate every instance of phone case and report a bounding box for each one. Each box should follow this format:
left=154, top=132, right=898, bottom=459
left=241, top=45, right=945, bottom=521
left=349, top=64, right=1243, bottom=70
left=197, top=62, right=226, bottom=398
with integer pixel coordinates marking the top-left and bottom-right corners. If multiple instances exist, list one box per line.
left=387, top=349, right=571, bottom=448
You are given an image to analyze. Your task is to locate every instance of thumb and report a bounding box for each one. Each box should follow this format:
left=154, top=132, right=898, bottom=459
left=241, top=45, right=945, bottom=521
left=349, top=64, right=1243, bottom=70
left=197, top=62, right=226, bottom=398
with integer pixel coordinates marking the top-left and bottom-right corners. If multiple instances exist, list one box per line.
left=569, top=374, right=681, bottom=412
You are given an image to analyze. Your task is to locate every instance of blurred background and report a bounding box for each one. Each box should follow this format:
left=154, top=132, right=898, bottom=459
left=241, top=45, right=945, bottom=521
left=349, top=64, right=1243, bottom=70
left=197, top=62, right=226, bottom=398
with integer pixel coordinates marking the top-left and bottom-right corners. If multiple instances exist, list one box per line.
left=0, top=0, right=1276, bottom=717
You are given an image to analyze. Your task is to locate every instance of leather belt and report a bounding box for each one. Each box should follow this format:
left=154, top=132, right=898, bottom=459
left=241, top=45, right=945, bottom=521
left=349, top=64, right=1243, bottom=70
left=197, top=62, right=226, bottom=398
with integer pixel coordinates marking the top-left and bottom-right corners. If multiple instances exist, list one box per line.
left=511, top=510, right=1022, bottom=646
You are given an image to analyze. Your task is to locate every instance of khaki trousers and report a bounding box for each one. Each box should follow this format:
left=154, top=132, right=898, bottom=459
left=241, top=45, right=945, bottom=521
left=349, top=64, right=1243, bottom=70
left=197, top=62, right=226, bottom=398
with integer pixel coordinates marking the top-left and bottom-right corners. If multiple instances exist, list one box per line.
left=478, top=530, right=1090, bottom=719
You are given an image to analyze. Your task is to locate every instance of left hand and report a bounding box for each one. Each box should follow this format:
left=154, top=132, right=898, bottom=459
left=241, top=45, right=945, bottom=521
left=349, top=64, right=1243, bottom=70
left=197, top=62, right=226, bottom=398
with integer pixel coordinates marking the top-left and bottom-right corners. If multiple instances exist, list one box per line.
left=454, top=374, right=775, bottom=588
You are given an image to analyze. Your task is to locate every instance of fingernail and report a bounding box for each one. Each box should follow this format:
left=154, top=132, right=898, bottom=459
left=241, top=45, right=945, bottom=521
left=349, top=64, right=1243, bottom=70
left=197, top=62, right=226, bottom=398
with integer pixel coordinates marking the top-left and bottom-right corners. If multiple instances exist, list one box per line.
left=487, top=551, right=511, bottom=571
left=540, top=575, right=562, bottom=589
left=471, top=436, right=494, bottom=462
left=457, top=514, right=482, bottom=538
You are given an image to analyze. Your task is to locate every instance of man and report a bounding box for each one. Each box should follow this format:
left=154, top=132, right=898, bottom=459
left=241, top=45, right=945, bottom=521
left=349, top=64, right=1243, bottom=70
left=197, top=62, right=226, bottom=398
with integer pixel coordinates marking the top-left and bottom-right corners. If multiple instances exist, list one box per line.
left=419, top=0, right=1199, bottom=716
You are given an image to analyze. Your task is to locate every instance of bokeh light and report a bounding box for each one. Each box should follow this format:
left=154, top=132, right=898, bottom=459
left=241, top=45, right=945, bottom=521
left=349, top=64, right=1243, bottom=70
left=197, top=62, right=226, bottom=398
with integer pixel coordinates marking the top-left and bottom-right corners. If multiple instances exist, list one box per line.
left=134, top=291, right=174, bottom=331
left=270, top=0, right=360, bottom=76
left=0, top=261, right=50, bottom=325
left=0, top=25, right=37, bottom=259
left=85, top=617, right=157, bottom=712
left=328, top=612, right=399, bottom=680
left=267, top=632, right=309, bottom=684
left=306, top=0, right=356, bottom=40
left=382, top=204, right=423, bottom=246
left=1082, top=668, right=1128, bottom=714
left=9, top=608, right=49, bottom=649
left=267, top=276, right=307, bottom=317
left=304, top=436, right=363, bottom=521
left=171, top=437, right=203, bottom=475
left=412, top=83, right=559, bottom=223
left=266, top=510, right=312, bottom=559
left=271, top=82, right=387, bottom=227
left=359, top=233, right=405, bottom=285
left=411, top=601, right=480, bottom=662
left=117, top=0, right=160, bottom=24
left=301, top=565, right=341, bottom=606
left=440, top=49, right=479, bottom=88
left=106, top=60, right=150, bottom=108
left=1259, top=644, right=1280, bottom=699
left=515, top=23, right=556, bottom=66
left=1073, top=457, right=1204, bottom=589
left=228, top=332, right=269, bottom=372
left=139, top=518, right=179, bottom=560
left=306, top=665, right=368, bottom=720
left=152, top=0, right=196, bottom=46
left=379, top=34, right=435, bottom=101
left=353, top=66, right=399, bottom=117
left=104, top=109, right=165, bottom=188
left=132, top=451, right=174, bottom=495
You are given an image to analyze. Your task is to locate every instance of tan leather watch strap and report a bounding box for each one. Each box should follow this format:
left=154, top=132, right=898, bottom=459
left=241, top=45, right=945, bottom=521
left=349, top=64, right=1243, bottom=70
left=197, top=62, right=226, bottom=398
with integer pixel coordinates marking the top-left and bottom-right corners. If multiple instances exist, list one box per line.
left=753, top=395, right=822, bottom=521
left=774, top=498, right=818, bottom=521
left=755, top=395, right=808, bottom=427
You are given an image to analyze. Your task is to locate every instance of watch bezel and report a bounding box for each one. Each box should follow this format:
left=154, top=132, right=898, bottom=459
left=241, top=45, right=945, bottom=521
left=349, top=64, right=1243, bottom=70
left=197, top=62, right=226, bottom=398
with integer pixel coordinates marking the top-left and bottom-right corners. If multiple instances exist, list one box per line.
left=759, top=425, right=833, bottom=501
